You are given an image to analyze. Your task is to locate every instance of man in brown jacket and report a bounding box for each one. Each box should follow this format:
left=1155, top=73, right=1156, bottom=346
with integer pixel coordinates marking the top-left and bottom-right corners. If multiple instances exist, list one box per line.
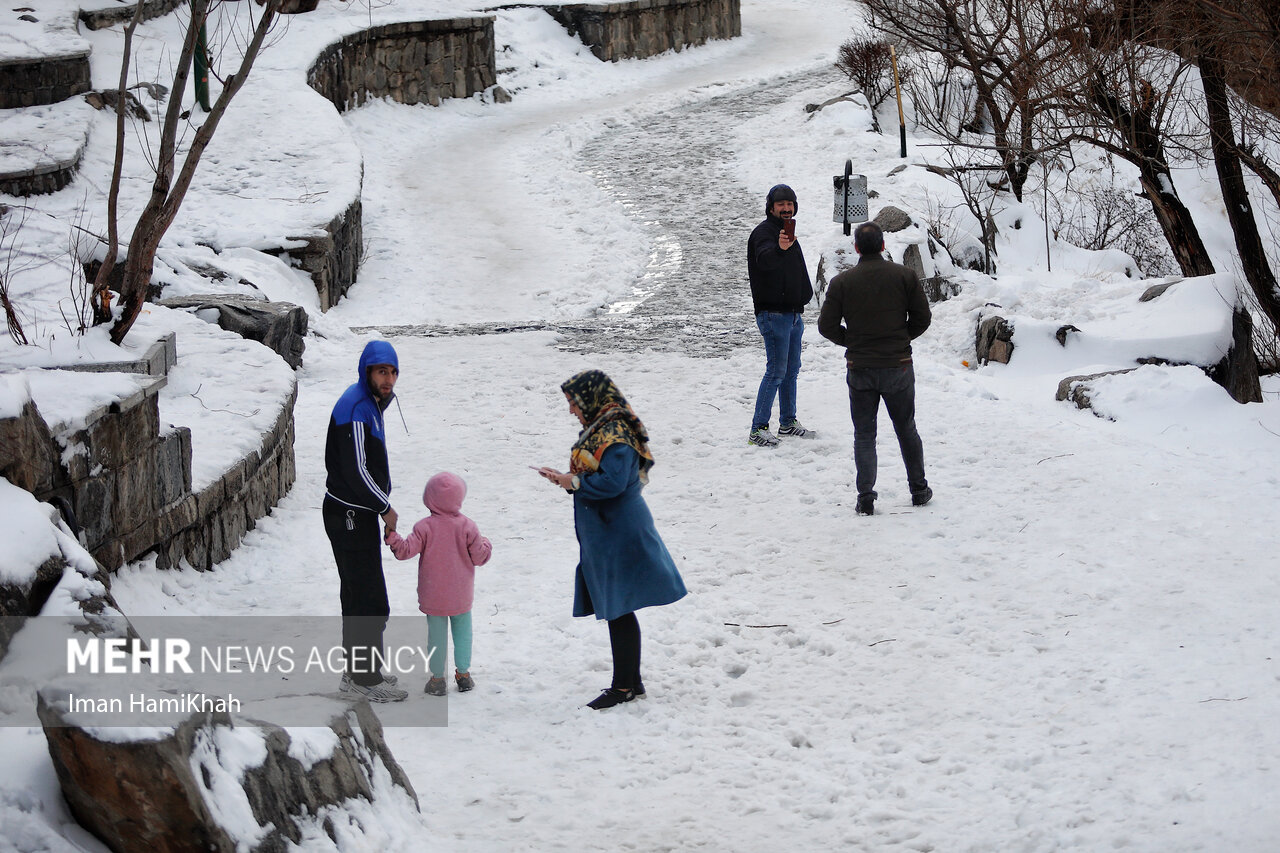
left=817, top=222, right=932, bottom=516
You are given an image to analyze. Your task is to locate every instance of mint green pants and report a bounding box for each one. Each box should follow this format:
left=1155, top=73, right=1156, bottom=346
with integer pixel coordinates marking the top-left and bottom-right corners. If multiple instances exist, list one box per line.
left=426, top=612, right=472, bottom=678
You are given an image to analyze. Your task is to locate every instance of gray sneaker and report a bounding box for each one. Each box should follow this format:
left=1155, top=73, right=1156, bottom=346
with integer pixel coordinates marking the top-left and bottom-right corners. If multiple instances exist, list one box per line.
left=748, top=428, right=780, bottom=447
left=777, top=420, right=815, bottom=438
left=340, top=672, right=399, bottom=691
left=340, top=676, right=408, bottom=703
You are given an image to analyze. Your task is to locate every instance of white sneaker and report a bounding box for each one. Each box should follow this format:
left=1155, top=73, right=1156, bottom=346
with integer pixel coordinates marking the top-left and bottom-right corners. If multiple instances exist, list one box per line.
left=748, top=428, right=780, bottom=447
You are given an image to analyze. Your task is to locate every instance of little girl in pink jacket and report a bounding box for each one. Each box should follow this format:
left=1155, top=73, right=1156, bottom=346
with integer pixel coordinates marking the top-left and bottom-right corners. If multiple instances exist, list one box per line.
left=385, top=471, right=492, bottom=695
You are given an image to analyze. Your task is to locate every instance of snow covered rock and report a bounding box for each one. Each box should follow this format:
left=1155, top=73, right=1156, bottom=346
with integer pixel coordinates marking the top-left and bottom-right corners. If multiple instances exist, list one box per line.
left=159, top=295, right=308, bottom=369
left=872, top=204, right=912, bottom=233
left=975, top=313, right=1014, bottom=365
left=37, top=697, right=422, bottom=852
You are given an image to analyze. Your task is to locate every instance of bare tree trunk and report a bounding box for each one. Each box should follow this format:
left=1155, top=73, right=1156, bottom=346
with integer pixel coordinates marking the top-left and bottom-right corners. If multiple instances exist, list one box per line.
left=1198, top=47, right=1280, bottom=338
left=109, top=0, right=281, bottom=345
left=1136, top=170, right=1216, bottom=277
left=1088, top=76, right=1215, bottom=276
left=91, top=0, right=146, bottom=326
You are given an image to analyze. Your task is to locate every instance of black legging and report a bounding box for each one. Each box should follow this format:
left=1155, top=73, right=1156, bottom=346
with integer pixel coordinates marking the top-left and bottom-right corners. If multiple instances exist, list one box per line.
left=607, top=612, right=641, bottom=691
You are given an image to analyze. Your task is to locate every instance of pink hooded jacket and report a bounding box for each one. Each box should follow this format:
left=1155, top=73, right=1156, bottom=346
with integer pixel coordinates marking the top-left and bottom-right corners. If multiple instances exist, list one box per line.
left=385, top=472, right=492, bottom=616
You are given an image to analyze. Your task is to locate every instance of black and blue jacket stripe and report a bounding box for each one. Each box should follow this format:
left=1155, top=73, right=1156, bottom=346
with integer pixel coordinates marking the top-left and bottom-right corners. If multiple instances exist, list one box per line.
left=325, top=340, right=398, bottom=514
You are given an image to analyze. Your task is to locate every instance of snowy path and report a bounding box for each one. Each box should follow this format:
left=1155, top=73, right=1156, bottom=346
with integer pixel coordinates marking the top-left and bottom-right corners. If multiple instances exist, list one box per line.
left=355, top=64, right=838, bottom=355
left=97, top=0, right=1280, bottom=850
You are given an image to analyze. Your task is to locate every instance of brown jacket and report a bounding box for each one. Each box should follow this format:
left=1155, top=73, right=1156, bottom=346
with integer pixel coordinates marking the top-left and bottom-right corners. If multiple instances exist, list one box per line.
left=817, top=254, right=931, bottom=368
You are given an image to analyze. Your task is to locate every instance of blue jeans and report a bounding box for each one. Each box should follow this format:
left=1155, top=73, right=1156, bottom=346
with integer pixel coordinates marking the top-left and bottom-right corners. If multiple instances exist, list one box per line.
left=752, top=311, right=803, bottom=430
left=847, top=365, right=929, bottom=500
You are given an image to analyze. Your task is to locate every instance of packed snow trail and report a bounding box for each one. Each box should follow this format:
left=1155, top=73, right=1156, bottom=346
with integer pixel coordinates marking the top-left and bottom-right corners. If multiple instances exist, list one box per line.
left=335, top=1, right=847, bottom=332
left=357, top=64, right=840, bottom=355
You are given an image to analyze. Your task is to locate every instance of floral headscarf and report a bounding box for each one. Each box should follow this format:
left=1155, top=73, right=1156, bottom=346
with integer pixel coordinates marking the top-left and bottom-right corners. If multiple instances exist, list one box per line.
left=561, top=369, right=655, bottom=483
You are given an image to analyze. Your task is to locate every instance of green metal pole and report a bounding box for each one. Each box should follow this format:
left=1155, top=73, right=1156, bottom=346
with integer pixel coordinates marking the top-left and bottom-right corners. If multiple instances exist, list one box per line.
left=194, top=21, right=210, bottom=112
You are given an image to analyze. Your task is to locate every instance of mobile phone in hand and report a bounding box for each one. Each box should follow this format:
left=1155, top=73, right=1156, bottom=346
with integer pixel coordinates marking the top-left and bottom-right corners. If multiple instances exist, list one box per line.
left=782, top=219, right=796, bottom=240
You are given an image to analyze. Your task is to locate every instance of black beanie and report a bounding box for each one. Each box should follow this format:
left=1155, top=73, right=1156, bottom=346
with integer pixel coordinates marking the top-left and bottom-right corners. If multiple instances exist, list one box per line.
left=766, top=184, right=798, bottom=215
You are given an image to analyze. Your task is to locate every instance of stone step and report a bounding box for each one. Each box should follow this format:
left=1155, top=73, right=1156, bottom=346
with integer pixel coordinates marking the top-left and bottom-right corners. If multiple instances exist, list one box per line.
left=0, top=98, right=91, bottom=195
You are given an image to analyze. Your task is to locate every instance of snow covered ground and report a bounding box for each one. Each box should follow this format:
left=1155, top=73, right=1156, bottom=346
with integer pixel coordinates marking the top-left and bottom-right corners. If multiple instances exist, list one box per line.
left=3, top=0, right=1280, bottom=849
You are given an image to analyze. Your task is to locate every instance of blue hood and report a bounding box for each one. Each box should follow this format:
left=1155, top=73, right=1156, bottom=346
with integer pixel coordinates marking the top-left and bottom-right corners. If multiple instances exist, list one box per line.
left=358, top=340, right=398, bottom=408
left=358, top=340, right=399, bottom=379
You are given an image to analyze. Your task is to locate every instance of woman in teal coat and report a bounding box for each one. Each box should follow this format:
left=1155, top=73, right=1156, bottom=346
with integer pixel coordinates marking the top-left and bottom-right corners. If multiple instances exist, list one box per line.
left=536, top=370, right=687, bottom=710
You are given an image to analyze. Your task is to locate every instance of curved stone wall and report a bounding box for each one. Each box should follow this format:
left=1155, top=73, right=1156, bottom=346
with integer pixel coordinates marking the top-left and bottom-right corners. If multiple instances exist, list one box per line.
left=0, top=53, right=91, bottom=109
left=306, top=17, right=498, bottom=112
left=288, top=198, right=364, bottom=311
left=544, top=0, right=740, bottom=61
left=151, top=383, right=297, bottom=571
left=78, top=0, right=186, bottom=31
left=0, top=335, right=297, bottom=573
left=0, top=156, right=81, bottom=196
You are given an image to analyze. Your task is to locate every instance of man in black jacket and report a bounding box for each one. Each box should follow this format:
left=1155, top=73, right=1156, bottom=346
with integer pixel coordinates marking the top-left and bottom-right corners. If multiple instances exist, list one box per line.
left=818, top=222, right=933, bottom=516
left=747, top=184, right=815, bottom=447
left=323, top=339, right=408, bottom=702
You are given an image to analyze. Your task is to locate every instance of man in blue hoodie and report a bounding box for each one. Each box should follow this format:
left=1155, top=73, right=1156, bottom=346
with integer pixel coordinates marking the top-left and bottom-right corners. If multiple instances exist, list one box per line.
left=747, top=184, right=816, bottom=447
left=323, top=340, right=408, bottom=702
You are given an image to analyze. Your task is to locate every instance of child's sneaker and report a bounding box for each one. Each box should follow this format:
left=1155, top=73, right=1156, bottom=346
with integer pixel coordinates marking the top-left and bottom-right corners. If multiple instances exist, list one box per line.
left=424, top=676, right=448, bottom=696
left=455, top=671, right=474, bottom=692
left=748, top=428, right=780, bottom=447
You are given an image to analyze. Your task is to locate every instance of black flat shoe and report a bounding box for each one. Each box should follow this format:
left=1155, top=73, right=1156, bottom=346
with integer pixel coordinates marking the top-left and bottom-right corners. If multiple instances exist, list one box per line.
left=633, top=681, right=646, bottom=699
left=586, top=687, right=635, bottom=710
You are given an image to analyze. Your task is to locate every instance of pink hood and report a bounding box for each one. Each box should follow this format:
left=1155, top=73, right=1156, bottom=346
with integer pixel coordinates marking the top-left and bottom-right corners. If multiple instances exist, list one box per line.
left=424, top=471, right=466, bottom=516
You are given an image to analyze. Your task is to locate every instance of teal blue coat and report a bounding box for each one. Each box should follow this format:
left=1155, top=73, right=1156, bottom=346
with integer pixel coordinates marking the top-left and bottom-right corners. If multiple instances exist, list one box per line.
left=572, top=444, right=687, bottom=621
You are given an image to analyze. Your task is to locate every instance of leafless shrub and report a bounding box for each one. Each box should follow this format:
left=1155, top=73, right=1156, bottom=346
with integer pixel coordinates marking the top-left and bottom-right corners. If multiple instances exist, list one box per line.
left=1045, top=170, right=1179, bottom=277
left=60, top=208, right=98, bottom=336
left=1, top=205, right=32, bottom=345
left=836, top=37, right=913, bottom=132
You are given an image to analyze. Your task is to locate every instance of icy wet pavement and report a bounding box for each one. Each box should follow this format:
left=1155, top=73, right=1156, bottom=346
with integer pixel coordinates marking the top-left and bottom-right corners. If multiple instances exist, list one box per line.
left=354, top=66, right=840, bottom=356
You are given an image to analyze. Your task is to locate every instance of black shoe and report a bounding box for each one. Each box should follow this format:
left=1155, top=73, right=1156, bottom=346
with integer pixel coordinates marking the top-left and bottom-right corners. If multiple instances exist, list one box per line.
left=912, top=487, right=933, bottom=507
left=856, top=497, right=875, bottom=516
left=633, top=681, right=646, bottom=699
left=586, top=687, right=635, bottom=710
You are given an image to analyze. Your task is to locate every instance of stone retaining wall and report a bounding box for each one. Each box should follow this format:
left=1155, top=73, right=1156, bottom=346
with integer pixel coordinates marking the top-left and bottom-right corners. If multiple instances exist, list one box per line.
left=287, top=198, right=364, bottom=311
left=307, top=17, right=498, bottom=112
left=544, top=0, right=740, bottom=61
left=0, top=337, right=297, bottom=573
left=0, top=155, right=82, bottom=196
left=0, top=53, right=91, bottom=109
left=78, top=0, right=186, bottom=31
left=151, top=383, right=297, bottom=571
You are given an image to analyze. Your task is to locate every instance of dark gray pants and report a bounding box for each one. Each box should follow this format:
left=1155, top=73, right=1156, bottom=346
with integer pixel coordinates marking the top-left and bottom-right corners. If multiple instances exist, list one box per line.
left=846, top=365, right=929, bottom=501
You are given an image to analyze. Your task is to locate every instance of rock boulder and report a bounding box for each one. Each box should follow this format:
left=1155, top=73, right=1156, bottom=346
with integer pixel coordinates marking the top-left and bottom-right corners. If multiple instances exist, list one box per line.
left=159, top=295, right=308, bottom=369
left=39, top=695, right=421, bottom=852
